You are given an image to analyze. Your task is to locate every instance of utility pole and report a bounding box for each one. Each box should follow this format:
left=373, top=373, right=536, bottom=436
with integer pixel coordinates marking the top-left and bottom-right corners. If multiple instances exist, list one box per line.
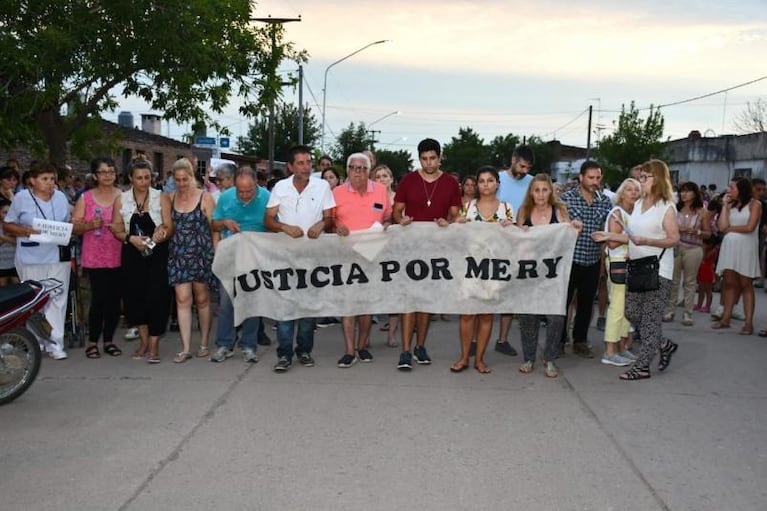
left=298, top=65, right=304, bottom=145
left=251, top=15, right=301, bottom=172
left=366, top=129, right=381, bottom=150
left=586, top=105, right=593, bottom=160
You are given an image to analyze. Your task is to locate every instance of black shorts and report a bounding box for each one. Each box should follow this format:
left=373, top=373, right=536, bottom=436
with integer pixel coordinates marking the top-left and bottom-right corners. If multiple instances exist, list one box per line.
left=0, top=267, right=19, bottom=278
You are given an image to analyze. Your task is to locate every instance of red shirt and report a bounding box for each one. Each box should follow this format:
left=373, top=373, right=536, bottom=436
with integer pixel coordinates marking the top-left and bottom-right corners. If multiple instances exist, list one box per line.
left=394, top=171, right=461, bottom=221
left=333, top=181, right=392, bottom=231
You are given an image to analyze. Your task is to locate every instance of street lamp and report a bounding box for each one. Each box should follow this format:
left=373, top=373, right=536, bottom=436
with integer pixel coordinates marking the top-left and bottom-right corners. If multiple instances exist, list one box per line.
left=368, top=110, right=400, bottom=128
left=321, top=39, right=389, bottom=151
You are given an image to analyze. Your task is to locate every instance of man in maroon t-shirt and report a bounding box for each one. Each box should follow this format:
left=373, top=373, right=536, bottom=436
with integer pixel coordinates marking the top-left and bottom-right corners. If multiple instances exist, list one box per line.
left=392, top=138, right=462, bottom=370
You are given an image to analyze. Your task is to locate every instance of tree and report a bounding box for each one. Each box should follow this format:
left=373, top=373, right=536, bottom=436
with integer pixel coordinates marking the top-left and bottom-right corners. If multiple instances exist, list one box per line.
left=526, top=136, right=555, bottom=175
left=0, top=1, right=303, bottom=164
left=331, top=122, right=369, bottom=163
left=237, top=103, right=320, bottom=160
left=375, top=149, right=412, bottom=180
left=486, top=134, right=520, bottom=168
left=733, top=98, right=767, bottom=134
left=441, top=127, right=486, bottom=176
left=596, top=101, right=667, bottom=184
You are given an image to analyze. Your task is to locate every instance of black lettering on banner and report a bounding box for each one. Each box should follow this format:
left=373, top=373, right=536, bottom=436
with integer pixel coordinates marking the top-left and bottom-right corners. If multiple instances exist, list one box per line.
left=465, top=257, right=490, bottom=279
left=542, top=256, right=563, bottom=278
left=346, top=263, right=369, bottom=284
left=330, top=264, right=343, bottom=286
left=311, top=266, right=330, bottom=287
left=431, top=258, right=453, bottom=280
left=491, top=259, right=512, bottom=281
left=406, top=259, right=429, bottom=280
left=516, top=260, right=538, bottom=279
left=262, top=271, right=274, bottom=289
left=380, top=261, right=400, bottom=281
left=295, top=268, right=308, bottom=289
left=237, top=270, right=261, bottom=292
left=272, top=268, right=294, bottom=290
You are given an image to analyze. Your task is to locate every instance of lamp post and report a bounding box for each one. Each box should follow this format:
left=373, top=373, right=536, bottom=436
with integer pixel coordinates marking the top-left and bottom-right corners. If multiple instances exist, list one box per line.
left=368, top=110, right=400, bottom=128
left=320, top=39, right=389, bottom=151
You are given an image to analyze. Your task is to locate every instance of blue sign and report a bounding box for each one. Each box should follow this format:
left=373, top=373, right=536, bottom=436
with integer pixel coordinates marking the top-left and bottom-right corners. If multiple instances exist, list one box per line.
left=219, top=137, right=230, bottom=148
left=195, top=136, right=216, bottom=145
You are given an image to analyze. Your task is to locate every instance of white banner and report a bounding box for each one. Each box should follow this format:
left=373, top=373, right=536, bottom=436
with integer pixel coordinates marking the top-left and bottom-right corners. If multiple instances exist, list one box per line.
left=212, top=222, right=577, bottom=323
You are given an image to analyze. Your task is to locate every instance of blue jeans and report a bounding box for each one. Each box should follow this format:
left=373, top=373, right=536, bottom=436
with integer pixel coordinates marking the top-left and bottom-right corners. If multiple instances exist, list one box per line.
left=216, top=285, right=261, bottom=352
left=276, top=318, right=316, bottom=360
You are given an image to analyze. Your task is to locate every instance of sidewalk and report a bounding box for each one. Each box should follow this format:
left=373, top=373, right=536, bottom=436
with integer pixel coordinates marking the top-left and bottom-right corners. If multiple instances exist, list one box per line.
left=1, top=292, right=765, bottom=510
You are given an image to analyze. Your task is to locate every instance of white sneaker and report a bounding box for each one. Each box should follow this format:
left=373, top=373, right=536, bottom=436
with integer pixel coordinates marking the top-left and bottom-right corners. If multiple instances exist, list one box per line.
left=50, top=349, right=68, bottom=360
left=601, top=353, right=631, bottom=366
left=124, top=327, right=139, bottom=340
left=711, top=305, right=724, bottom=320
left=732, top=307, right=745, bottom=321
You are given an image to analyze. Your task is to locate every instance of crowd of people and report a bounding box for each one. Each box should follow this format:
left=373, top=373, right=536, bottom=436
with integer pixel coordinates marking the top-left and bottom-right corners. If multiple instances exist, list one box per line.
left=1, top=140, right=764, bottom=382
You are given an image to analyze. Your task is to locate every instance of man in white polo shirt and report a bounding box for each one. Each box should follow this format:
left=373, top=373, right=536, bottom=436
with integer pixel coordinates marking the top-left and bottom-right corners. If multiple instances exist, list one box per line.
left=264, top=145, right=335, bottom=372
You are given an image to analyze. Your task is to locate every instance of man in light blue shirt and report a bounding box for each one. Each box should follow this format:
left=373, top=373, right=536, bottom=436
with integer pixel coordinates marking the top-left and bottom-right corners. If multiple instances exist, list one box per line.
left=495, top=145, right=535, bottom=356
left=209, top=166, right=271, bottom=363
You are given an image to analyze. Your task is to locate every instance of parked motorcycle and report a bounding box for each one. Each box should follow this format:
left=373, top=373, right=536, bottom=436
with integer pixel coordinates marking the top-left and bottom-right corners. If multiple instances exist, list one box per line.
left=0, top=279, right=62, bottom=405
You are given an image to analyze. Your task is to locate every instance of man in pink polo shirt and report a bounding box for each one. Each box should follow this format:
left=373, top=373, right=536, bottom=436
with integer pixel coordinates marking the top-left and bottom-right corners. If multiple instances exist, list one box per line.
left=331, top=152, right=392, bottom=367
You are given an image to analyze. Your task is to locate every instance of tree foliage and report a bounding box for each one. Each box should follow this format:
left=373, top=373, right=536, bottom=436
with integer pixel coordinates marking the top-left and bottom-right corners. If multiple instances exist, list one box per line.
left=596, top=101, right=667, bottom=183
left=375, top=149, right=412, bottom=180
left=0, top=1, right=304, bottom=164
left=331, top=122, right=369, bottom=163
left=237, top=103, right=319, bottom=161
left=486, top=134, right=521, bottom=168
left=441, top=127, right=487, bottom=175
left=733, top=98, right=767, bottom=134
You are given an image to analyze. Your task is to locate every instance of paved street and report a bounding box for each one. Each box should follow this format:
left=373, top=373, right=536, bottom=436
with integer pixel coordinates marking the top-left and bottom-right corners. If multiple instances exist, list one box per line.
left=1, top=292, right=766, bottom=511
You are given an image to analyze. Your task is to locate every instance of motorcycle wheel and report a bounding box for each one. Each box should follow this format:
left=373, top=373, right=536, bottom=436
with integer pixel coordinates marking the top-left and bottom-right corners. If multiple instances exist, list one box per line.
left=0, top=327, right=42, bottom=405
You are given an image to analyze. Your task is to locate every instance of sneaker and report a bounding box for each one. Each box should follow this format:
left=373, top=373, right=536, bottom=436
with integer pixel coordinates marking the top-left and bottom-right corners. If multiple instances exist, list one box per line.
left=681, top=313, right=693, bottom=326
left=297, top=352, right=315, bottom=367
left=397, top=351, right=412, bottom=371
left=50, top=349, right=68, bottom=360
left=662, top=312, right=674, bottom=322
left=241, top=348, right=258, bottom=363
left=210, top=346, right=234, bottom=362
left=257, top=332, right=272, bottom=346
left=494, top=340, right=517, bottom=356
left=413, top=345, right=431, bottom=365
left=123, top=327, right=139, bottom=340
left=618, top=350, right=637, bottom=361
left=337, top=353, right=357, bottom=368
left=572, top=343, right=595, bottom=359
left=357, top=348, right=373, bottom=362
left=711, top=305, right=724, bottom=320
left=601, top=353, right=631, bottom=366
left=596, top=317, right=606, bottom=331
left=274, top=356, right=292, bottom=372
left=732, top=308, right=745, bottom=321
left=317, top=317, right=339, bottom=328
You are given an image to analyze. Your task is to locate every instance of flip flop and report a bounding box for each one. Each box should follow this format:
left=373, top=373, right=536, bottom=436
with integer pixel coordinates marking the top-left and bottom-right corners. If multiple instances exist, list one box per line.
left=450, top=362, right=469, bottom=373
left=711, top=322, right=731, bottom=330
left=474, top=363, right=491, bottom=374
left=173, top=352, right=192, bottom=363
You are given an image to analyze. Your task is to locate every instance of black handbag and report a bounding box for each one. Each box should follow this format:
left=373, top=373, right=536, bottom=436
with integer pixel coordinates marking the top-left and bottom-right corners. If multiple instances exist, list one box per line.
left=608, top=260, right=627, bottom=285
left=626, top=249, right=666, bottom=292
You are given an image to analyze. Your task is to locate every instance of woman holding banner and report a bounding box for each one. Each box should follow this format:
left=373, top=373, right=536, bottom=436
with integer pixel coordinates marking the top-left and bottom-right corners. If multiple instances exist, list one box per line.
left=515, top=173, right=574, bottom=378
left=2, top=162, right=72, bottom=360
left=451, top=166, right=515, bottom=374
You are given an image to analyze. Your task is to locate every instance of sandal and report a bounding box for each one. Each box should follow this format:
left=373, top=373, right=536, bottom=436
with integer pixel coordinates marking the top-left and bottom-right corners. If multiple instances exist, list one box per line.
left=132, top=349, right=147, bottom=360
left=450, top=361, right=469, bottom=373
left=711, top=322, right=730, bottom=329
left=196, top=346, right=210, bottom=358
left=85, top=345, right=101, bottom=359
left=474, top=361, right=491, bottom=374
left=385, top=338, right=399, bottom=348
left=146, top=354, right=161, bottom=364
left=173, top=352, right=192, bottom=363
left=544, top=361, right=559, bottom=378
left=738, top=327, right=753, bottom=336
left=658, top=340, right=678, bottom=372
left=103, top=343, right=122, bottom=357
left=518, top=360, right=534, bottom=374
left=620, top=366, right=651, bottom=381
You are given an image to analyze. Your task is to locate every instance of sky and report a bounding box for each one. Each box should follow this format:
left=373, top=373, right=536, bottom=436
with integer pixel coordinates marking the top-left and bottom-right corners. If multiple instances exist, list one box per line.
left=107, top=0, right=767, bottom=161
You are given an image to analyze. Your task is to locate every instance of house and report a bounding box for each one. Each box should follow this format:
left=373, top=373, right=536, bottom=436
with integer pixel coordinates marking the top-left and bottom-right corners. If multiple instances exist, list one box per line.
left=665, top=131, right=767, bottom=189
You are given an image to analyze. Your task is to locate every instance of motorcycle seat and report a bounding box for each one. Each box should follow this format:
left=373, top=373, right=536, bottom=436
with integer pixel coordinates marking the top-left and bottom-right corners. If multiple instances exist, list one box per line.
left=0, top=282, right=38, bottom=313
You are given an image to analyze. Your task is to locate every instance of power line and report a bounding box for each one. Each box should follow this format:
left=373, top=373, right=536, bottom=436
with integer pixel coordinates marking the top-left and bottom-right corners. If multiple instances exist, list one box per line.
left=541, top=108, right=589, bottom=138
